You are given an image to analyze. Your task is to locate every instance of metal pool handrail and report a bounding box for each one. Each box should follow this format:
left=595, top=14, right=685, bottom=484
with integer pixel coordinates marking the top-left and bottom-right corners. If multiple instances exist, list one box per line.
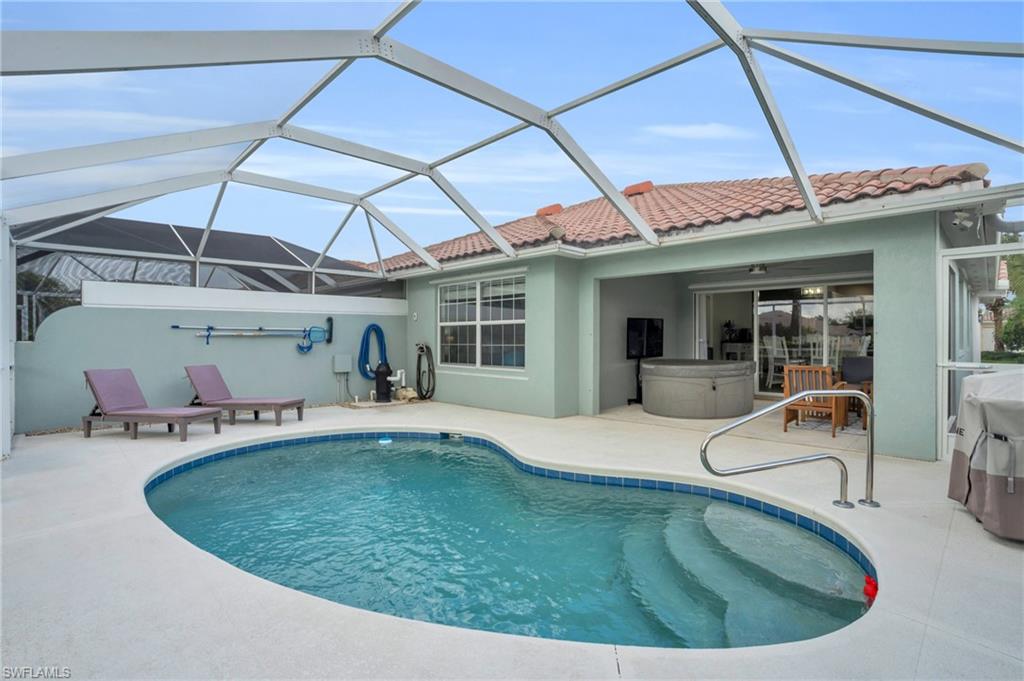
left=698, top=389, right=878, bottom=510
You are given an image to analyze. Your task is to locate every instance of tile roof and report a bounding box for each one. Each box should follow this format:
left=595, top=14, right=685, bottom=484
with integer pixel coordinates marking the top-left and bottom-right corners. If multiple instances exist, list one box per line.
left=380, top=163, right=989, bottom=272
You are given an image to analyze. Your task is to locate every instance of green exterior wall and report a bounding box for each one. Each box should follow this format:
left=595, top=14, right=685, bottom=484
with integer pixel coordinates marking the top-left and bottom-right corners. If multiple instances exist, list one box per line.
left=405, top=258, right=580, bottom=418
left=15, top=306, right=406, bottom=433
left=407, top=212, right=941, bottom=460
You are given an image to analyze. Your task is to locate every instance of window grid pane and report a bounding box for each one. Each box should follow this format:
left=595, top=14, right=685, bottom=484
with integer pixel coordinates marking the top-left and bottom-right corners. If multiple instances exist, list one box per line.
left=439, top=282, right=477, bottom=324
left=439, top=324, right=477, bottom=366
left=439, top=275, right=525, bottom=369
left=481, top=275, right=525, bottom=322
left=481, top=322, right=525, bottom=368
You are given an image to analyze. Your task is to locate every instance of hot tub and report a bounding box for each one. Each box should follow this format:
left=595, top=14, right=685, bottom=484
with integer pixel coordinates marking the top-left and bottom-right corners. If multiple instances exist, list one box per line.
left=641, top=359, right=755, bottom=419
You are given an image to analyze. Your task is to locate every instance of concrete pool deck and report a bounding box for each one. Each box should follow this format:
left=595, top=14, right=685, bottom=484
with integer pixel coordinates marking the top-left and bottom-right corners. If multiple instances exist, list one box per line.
left=2, top=402, right=1021, bottom=679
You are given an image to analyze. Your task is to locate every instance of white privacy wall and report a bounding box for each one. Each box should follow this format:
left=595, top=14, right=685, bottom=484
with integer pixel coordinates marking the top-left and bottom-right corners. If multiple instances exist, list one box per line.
left=15, top=283, right=407, bottom=433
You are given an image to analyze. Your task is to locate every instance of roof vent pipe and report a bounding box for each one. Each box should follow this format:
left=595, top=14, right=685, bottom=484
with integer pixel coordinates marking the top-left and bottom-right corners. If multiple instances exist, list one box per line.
left=624, top=180, right=654, bottom=197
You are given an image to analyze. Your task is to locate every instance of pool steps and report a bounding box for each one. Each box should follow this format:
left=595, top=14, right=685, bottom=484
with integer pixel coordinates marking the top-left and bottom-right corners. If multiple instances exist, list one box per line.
left=702, top=504, right=863, bottom=602
left=663, top=508, right=857, bottom=647
left=620, top=518, right=727, bottom=648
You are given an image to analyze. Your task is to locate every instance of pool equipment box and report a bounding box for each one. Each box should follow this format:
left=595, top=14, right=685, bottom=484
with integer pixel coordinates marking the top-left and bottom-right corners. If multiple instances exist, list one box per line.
left=332, top=354, right=352, bottom=374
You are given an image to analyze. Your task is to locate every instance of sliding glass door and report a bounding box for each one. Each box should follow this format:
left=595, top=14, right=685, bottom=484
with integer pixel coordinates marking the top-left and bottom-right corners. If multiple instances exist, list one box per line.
left=826, top=283, right=875, bottom=372
left=696, top=280, right=875, bottom=394
left=756, top=287, right=825, bottom=392
left=754, top=283, right=873, bottom=393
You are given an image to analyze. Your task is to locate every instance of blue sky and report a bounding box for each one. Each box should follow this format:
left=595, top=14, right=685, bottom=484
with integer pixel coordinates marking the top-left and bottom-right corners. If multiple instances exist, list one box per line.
left=2, top=1, right=1022, bottom=263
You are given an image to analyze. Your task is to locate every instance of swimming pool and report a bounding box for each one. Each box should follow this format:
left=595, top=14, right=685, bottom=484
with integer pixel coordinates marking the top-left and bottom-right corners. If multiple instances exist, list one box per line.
left=146, top=432, right=872, bottom=648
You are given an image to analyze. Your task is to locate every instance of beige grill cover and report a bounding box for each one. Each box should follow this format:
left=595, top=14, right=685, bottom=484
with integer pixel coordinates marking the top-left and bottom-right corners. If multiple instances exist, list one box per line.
left=947, top=371, right=1024, bottom=541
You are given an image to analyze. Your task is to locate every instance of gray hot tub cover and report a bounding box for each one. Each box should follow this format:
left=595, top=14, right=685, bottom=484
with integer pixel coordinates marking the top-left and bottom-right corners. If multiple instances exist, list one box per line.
left=947, top=371, right=1024, bottom=541
left=640, top=359, right=755, bottom=379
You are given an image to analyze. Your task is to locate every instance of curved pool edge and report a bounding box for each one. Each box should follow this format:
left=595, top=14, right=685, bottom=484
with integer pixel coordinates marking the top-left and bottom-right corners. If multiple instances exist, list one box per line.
left=141, top=427, right=879, bottom=590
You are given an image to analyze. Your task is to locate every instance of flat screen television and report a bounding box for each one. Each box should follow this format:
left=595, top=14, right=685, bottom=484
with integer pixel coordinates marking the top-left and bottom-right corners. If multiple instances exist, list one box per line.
left=626, top=317, right=664, bottom=359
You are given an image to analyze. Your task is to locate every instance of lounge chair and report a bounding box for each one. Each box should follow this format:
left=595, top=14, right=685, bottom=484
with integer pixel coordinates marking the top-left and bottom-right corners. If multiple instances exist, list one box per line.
left=83, top=368, right=222, bottom=442
left=185, top=364, right=304, bottom=426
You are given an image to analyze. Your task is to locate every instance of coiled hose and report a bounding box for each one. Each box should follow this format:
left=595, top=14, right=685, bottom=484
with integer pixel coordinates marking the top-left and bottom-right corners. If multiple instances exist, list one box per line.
left=358, top=324, right=388, bottom=380
left=416, top=343, right=436, bottom=400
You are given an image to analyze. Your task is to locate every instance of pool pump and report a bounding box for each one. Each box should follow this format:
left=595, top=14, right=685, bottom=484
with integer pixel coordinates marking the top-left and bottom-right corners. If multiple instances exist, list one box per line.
left=373, top=361, right=393, bottom=403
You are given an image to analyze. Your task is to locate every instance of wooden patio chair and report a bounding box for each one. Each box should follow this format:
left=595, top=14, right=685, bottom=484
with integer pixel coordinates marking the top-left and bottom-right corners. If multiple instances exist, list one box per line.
left=782, top=365, right=849, bottom=438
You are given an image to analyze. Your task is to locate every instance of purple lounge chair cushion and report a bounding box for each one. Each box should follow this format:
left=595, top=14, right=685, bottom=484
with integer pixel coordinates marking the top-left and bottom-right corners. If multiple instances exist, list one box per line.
left=186, top=365, right=303, bottom=407
left=185, top=364, right=233, bottom=403
left=206, top=397, right=305, bottom=407
left=105, top=406, right=223, bottom=418
left=84, top=368, right=148, bottom=414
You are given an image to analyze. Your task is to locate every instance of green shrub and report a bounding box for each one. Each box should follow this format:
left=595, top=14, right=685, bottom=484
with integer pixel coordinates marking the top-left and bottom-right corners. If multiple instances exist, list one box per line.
left=981, top=350, right=1024, bottom=364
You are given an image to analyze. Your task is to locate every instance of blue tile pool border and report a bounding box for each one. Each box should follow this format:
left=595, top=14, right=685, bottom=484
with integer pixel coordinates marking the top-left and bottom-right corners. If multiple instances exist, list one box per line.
left=144, top=430, right=877, bottom=580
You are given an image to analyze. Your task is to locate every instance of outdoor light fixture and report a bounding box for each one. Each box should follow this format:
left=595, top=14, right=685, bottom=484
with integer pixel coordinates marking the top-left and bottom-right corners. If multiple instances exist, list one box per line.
left=952, top=210, right=976, bottom=231
left=802, top=286, right=824, bottom=296
left=749, top=264, right=768, bottom=275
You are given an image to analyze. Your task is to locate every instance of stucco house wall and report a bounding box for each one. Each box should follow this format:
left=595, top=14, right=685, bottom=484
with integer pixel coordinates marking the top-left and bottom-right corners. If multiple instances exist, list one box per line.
left=406, top=210, right=940, bottom=460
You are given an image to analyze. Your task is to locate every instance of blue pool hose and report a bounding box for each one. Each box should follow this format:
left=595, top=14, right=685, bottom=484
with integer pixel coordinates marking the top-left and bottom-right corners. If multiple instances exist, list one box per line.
left=358, top=324, right=388, bottom=380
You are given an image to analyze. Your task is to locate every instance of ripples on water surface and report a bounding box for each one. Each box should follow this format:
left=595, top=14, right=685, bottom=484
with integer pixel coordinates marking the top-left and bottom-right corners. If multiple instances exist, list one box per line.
left=147, top=438, right=866, bottom=647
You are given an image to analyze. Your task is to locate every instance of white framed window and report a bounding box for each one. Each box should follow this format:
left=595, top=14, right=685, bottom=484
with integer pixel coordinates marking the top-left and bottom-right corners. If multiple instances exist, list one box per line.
left=438, top=275, right=526, bottom=369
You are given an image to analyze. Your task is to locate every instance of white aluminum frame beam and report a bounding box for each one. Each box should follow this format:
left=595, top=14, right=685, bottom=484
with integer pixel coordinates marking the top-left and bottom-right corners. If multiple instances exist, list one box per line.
left=312, top=205, right=357, bottom=271
left=378, top=38, right=547, bottom=124
left=0, top=30, right=374, bottom=75
left=360, top=200, right=441, bottom=270
left=229, top=171, right=361, bottom=205
left=364, top=209, right=388, bottom=278
left=194, top=181, right=228, bottom=265
left=227, top=171, right=439, bottom=270
left=376, top=37, right=660, bottom=245
left=549, top=39, right=724, bottom=116
left=269, top=235, right=310, bottom=268
left=2, top=170, right=228, bottom=226
left=224, top=3, right=418, bottom=172
left=359, top=39, right=724, bottom=199
left=428, top=170, right=516, bottom=257
left=2, top=121, right=278, bottom=180
left=688, top=0, right=823, bottom=223
left=4, top=31, right=715, bottom=255
left=259, top=267, right=302, bottom=292
left=373, top=0, right=422, bottom=38
left=743, top=28, right=1024, bottom=58
left=276, top=126, right=516, bottom=256
left=750, top=41, right=1024, bottom=154
left=210, top=5, right=422, bottom=276
left=281, top=125, right=430, bottom=174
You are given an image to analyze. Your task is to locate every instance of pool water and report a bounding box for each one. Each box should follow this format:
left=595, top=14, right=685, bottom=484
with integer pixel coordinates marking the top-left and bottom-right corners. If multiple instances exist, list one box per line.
left=147, top=438, right=867, bottom=648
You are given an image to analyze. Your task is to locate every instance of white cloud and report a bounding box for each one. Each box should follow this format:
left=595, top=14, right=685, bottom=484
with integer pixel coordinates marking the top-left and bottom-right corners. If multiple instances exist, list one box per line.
left=443, top=150, right=581, bottom=185
left=643, top=123, right=756, bottom=140
left=911, top=141, right=988, bottom=155
left=1, top=72, right=157, bottom=95
left=592, top=150, right=786, bottom=181
left=1, top=107, right=228, bottom=134
left=808, top=100, right=886, bottom=116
